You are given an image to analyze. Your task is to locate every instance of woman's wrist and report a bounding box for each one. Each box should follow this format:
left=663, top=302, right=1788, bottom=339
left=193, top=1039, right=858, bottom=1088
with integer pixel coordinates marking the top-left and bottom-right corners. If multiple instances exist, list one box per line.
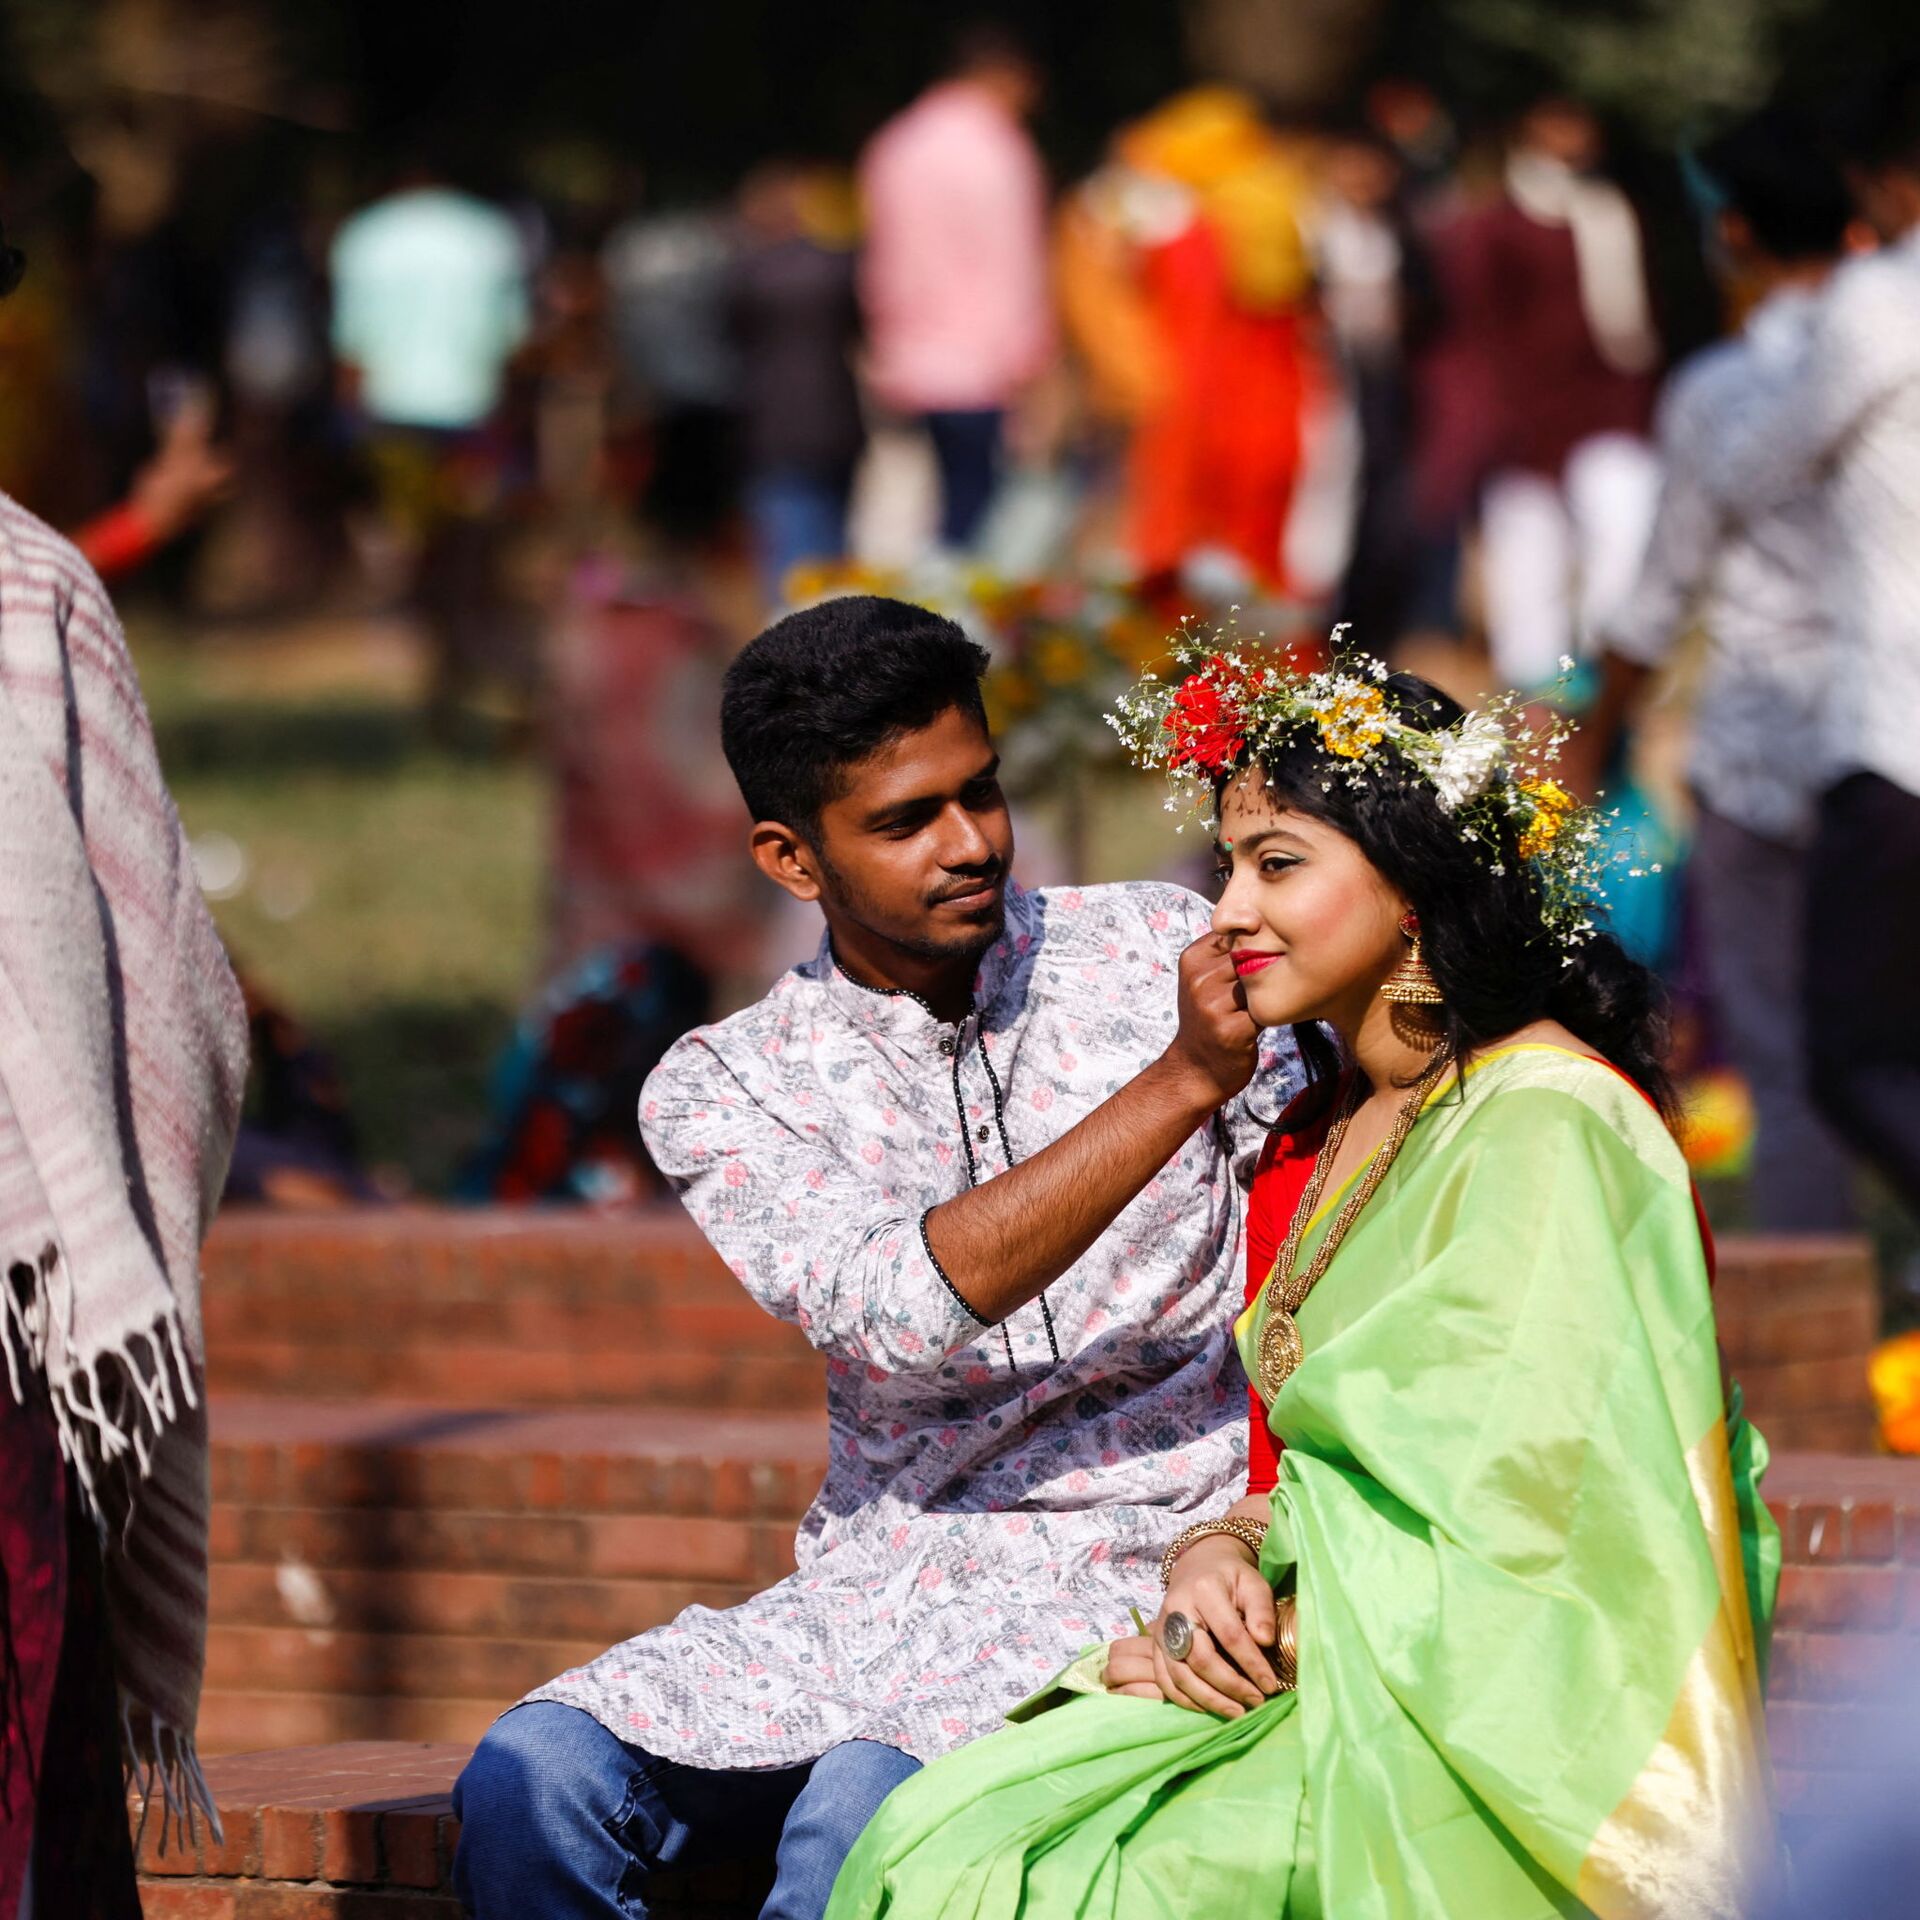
left=1176, top=1533, right=1256, bottom=1568
left=1163, top=1536, right=1257, bottom=1607
left=1160, top=1515, right=1268, bottom=1587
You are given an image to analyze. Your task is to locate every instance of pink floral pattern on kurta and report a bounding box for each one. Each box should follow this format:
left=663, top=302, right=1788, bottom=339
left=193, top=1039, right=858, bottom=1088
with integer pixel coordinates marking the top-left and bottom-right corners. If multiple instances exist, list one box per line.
left=527, top=880, right=1299, bottom=1767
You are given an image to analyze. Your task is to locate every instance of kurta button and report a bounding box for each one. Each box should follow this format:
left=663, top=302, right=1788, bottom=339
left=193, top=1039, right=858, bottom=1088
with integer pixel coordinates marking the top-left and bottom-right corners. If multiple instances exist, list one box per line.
left=938, top=1034, right=957, bottom=1057
left=976, top=1124, right=990, bottom=1142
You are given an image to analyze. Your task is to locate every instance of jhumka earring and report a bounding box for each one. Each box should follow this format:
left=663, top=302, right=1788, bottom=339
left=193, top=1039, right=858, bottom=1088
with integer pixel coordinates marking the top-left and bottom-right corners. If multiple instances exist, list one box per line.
left=1380, top=912, right=1445, bottom=1008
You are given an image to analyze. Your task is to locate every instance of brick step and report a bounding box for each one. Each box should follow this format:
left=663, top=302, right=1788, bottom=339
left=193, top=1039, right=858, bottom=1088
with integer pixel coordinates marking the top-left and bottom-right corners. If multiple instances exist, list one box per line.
left=201, top=1207, right=821, bottom=1409
left=211, top=1559, right=779, bottom=1638
left=207, top=1624, right=608, bottom=1701
left=209, top=1398, right=828, bottom=1516
left=133, top=1741, right=468, bottom=1920
left=195, top=1692, right=507, bottom=1755
left=132, top=1741, right=766, bottom=1919
left=200, top=1397, right=822, bottom=1755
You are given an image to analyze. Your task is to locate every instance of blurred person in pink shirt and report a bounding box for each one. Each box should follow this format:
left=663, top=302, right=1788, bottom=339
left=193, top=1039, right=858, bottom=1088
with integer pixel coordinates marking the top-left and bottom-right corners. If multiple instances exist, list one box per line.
left=858, top=23, right=1055, bottom=547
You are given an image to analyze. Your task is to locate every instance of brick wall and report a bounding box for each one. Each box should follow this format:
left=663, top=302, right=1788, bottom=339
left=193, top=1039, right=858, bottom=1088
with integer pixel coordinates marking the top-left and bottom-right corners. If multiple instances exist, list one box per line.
left=1762, top=1452, right=1920, bottom=1811
left=202, top=1210, right=1883, bottom=1448
left=169, top=1208, right=1890, bottom=1907
left=1713, top=1237, right=1880, bottom=1453
left=200, top=1209, right=821, bottom=1411
left=190, top=1218, right=1885, bottom=1751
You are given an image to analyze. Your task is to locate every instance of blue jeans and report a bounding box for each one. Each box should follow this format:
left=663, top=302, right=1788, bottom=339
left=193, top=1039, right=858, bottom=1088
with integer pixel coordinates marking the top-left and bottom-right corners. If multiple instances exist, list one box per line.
left=746, top=464, right=853, bottom=605
left=452, top=1702, right=920, bottom=1919
left=922, top=409, right=1003, bottom=547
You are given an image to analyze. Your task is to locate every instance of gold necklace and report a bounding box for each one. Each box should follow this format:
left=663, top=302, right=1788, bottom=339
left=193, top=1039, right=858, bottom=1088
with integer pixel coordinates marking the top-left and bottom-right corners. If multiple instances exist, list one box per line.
left=1256, top=1045, right=1455, bottom=1400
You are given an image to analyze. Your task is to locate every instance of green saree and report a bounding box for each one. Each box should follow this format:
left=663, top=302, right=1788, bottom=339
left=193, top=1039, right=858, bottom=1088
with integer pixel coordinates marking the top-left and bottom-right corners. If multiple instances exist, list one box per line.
left=826, top=1047, right=1780, bottom=1919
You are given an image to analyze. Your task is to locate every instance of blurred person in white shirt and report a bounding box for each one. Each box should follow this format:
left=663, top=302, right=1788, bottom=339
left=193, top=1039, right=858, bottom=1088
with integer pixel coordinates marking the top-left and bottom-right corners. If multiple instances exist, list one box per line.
left=1693, top=69, right=1920, bottom=1230
left=1570, top=109, right=1860, bottom=1233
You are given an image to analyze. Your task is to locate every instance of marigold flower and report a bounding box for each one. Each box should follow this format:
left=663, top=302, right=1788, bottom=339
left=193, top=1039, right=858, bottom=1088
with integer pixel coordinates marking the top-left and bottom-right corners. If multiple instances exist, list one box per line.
left=1318, top=684, right=1389, bottom=758
left=1517, top=779, right=1576, bottom=858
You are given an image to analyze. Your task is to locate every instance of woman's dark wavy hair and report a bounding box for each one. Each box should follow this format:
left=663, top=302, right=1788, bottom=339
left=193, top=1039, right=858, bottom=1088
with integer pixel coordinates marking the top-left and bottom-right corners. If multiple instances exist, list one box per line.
left=1223, top=672, right=1675, bottom=1124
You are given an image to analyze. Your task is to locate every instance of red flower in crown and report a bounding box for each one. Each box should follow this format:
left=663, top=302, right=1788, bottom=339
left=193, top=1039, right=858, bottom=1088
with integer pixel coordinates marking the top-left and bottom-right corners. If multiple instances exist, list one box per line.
left=1162, top=658, right=1257, bottom=776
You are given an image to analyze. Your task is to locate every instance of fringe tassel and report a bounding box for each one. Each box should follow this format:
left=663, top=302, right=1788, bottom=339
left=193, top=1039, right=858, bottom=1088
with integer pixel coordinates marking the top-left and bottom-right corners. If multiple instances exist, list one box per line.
left=0, top=1240, right=195, bottom=1533
left=123, top=1699, right=225, bottom=1854
left=2, top=1240, right=220, bottom=1850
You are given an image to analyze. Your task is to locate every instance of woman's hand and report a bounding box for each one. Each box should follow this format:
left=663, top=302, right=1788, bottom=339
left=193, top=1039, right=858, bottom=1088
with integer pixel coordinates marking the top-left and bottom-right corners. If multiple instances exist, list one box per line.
left=1102, top=1633, right=1165, bottom=1700
left=1150, top=1535, right=1281, bottom=1717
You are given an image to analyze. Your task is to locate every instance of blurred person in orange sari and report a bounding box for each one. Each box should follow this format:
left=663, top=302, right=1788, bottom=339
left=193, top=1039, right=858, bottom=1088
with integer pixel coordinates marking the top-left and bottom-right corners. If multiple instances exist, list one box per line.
left=1056, top=90, right=1322, bottom=591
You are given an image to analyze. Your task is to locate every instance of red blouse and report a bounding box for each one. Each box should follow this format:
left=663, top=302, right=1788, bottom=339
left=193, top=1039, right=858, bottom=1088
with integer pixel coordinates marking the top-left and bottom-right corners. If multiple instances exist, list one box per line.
left=1242, top=1094, right=1330, bottom=1496
left=1241, top=1057, right=1715, bottom=1500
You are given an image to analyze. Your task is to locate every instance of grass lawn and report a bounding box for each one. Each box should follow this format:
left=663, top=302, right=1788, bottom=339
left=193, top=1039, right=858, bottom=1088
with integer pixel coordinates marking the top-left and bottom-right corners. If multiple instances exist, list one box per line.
left=133, top=614, right=549, bottom=1194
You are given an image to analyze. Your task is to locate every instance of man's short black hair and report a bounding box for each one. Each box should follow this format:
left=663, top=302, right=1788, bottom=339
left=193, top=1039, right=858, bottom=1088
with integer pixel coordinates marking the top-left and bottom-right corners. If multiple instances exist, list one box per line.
left=1701, top=109, right=1852, bottom=262
left=720, top=594, right=990, bottom=834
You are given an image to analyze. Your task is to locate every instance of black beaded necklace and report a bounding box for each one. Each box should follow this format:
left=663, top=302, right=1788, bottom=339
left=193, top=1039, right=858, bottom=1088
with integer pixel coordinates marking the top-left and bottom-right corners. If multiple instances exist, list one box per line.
left=834, top=960, right=1060, bottom=1373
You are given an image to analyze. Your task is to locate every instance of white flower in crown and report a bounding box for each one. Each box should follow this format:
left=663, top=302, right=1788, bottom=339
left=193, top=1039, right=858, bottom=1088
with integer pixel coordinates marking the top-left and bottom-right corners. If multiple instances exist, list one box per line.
left=1420, top=711, right=1509, bottom=812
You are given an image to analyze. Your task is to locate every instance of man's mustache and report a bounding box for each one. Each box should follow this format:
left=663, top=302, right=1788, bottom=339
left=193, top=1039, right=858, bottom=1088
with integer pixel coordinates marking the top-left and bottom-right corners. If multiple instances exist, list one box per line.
left=928, top=863, right=1006, bottom=905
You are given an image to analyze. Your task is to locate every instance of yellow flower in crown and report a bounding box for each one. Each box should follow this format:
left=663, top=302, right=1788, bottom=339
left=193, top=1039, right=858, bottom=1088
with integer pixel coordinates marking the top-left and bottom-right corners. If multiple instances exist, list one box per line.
left=1318, top=683, right=1390, bottom=758
left=1517, top=779, right=1576, bottom=858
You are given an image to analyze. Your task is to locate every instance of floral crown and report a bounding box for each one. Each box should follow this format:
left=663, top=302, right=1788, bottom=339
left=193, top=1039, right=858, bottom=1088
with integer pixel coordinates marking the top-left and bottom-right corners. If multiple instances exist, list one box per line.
left=1107, top=630, right=1623, bottom=950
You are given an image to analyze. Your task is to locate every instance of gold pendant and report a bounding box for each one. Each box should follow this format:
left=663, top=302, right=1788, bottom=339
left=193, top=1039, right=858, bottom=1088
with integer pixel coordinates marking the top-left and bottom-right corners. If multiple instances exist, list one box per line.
left=1258, top=1305, right=1304, bottom=1400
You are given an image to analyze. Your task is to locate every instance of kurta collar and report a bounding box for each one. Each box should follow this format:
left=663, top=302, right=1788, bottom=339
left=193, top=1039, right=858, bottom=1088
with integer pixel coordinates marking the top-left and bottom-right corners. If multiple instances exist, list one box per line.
left=819, top=879, right=1040, bottom=1049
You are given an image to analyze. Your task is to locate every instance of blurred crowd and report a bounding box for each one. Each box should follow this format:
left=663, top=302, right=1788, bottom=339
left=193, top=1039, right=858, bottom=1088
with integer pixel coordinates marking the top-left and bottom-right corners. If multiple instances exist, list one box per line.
left=5, top=19, right=1920, bottom=1265
left=0, top=24, right=1726, bottom=674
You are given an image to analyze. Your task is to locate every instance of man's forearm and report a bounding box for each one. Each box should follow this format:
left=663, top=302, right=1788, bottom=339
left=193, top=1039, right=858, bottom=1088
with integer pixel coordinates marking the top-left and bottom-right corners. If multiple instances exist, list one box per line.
left=922, top=1050, right=1222, bottom=1325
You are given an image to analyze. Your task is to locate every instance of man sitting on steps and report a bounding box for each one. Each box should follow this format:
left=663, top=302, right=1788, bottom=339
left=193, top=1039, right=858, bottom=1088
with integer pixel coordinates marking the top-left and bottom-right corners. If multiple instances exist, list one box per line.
left=452, top=594, right=1297, bottom=1920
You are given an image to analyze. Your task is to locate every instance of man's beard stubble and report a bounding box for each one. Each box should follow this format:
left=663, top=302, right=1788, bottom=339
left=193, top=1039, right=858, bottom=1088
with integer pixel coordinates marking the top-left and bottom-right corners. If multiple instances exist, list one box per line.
left=816, top=851, right=1008, bottom=965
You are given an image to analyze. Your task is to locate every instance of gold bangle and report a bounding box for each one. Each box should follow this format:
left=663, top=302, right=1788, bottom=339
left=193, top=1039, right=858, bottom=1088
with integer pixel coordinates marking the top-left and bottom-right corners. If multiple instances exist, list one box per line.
left=1159, top=1516, right=1269, bottom=1589
left=1273, top=1593, right=1300, bottom=1692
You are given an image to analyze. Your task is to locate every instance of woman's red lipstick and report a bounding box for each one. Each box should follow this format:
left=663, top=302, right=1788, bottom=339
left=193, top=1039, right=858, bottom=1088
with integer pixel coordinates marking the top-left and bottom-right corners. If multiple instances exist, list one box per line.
left=1232, top=950, right=1282, bottom=978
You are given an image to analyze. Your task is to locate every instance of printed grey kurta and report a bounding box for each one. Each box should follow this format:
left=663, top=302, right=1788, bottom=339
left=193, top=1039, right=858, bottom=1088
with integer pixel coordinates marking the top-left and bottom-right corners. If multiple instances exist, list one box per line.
left=527, top=879, right=1299, bottom=1767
